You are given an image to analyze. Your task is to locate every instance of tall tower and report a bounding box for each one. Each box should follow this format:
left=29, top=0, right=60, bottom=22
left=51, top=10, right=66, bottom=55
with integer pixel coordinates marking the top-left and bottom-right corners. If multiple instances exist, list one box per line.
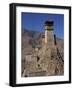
left=45, top=21, right=54, bottom=46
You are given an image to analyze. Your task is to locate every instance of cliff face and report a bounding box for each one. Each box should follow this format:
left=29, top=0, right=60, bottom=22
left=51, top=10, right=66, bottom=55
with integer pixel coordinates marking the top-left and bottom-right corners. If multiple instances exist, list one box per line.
left=21, top=29, right=64, bottom=77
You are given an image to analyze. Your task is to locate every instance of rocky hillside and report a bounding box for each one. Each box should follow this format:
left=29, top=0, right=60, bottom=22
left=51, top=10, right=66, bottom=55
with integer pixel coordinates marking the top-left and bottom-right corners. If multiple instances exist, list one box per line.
left=22, top=29, right=64, bottom=54
left=21, top=29, right=64, bottom=77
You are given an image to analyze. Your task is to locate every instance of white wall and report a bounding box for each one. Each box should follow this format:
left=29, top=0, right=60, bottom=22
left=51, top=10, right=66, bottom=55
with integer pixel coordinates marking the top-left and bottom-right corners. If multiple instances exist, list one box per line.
left=0, top=0, right=72, bottom=89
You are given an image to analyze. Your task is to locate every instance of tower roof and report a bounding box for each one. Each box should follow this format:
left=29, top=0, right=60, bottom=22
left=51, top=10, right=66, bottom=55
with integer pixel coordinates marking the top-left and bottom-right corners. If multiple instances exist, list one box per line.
left=45, top=21, right=54, bottom=26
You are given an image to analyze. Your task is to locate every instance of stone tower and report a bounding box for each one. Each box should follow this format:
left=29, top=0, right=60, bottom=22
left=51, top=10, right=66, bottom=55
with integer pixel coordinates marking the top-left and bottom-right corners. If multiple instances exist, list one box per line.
left=44, top=20, right=57, bottom=60
left=44, top=21, right=54, bottom=46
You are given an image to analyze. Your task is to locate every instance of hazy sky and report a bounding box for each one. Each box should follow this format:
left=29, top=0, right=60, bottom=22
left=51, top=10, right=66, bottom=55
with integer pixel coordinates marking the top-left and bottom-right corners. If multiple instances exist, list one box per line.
left=21, top=12, right=64, bottom=39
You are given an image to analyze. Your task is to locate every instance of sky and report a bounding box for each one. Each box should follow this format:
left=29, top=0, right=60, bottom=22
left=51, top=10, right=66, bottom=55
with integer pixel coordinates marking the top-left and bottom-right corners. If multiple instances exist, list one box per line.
left=21, top=12, right=64, bottom=39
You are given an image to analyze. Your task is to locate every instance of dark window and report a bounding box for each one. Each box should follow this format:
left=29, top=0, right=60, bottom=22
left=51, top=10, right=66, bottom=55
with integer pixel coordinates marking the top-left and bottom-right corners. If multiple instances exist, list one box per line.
left=54, top=34, right=56, bottom=45
left=38, top=64, right=40, bottom=68
left=37, top=56, right=40, bottom=62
